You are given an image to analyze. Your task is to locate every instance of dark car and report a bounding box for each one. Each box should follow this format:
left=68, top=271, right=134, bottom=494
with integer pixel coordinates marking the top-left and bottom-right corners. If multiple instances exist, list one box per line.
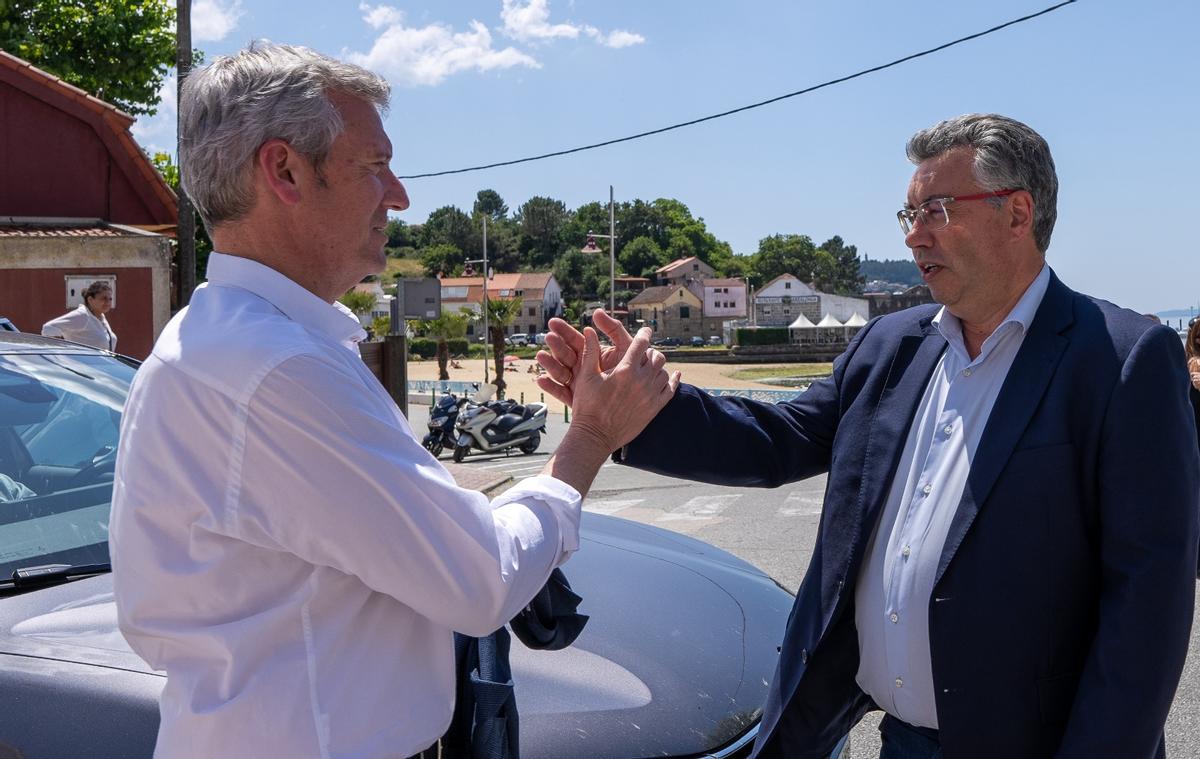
left=0, top=333, right=847, bottom=758
left=653, top=336, right=682, bottom=347
left=690, top=336, right=706, bottom=347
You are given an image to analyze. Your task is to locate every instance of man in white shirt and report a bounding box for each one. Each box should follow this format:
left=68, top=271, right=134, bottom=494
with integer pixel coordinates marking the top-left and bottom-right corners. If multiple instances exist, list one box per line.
left=108, top=41, right=678, bottom=759
left=537, top=115, right=1199, bottom=758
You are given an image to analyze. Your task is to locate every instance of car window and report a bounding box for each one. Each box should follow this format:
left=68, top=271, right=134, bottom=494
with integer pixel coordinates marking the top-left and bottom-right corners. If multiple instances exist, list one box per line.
left=0, top=353, right=135, bottom=576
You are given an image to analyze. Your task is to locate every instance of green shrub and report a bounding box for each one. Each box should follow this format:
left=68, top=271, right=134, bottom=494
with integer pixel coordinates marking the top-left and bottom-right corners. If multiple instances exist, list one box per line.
left=410, top=337, right=471, bottom=359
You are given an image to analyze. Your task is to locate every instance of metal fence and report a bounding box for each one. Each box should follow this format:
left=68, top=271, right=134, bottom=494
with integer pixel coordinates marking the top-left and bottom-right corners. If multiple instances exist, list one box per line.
left=702, top=387, right=807, bottom=403
left=407, top=380, right=808, bottom=405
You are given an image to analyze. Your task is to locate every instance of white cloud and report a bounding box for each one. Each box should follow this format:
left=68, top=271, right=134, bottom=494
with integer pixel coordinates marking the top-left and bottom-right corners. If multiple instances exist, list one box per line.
left=131, top=72, right=177, bottom=156
left=500, top=0, right=581, bottom=42
left=359, top=2, right=404, bottom=29
left=349, top=6, right=539, bottom=87
left=596, top=29, right=645, bottom=48
left=500, top=0, right=644, bottom=48
left=191, top=0, right=243, bottom=42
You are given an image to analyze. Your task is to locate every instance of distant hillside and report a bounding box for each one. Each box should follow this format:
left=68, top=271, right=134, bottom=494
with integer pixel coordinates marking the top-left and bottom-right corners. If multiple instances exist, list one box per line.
left=860, top=258, right=921, bottom=286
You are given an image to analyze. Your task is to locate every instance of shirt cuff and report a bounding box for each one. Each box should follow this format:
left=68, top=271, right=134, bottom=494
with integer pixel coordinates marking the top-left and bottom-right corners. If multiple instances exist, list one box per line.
left=491, top=475, right=582, bottom=555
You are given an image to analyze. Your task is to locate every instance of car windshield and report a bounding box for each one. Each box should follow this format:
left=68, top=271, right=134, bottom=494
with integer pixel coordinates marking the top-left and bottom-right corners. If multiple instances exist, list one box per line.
left=0, top=352, right=134, bottom=578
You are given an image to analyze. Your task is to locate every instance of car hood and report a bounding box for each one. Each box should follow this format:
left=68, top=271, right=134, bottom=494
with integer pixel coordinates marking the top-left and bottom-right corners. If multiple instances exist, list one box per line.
left=0, top=513, right=791, bottom=758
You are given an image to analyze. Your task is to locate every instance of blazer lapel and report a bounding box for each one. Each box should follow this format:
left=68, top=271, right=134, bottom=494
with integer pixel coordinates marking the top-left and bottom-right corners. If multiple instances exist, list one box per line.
left=935, top=272, right=1075, bottom=585
left=848, top=317, right=947, bottom=571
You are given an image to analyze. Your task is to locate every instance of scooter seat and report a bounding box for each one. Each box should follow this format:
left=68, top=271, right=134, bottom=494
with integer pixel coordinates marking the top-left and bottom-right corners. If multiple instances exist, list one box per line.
left=492, top=413, right=526, bottom=434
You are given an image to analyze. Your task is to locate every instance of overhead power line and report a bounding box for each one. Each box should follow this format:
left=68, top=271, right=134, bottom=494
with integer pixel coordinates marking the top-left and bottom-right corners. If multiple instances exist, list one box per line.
left=399, top=0, right=1077, bottom=179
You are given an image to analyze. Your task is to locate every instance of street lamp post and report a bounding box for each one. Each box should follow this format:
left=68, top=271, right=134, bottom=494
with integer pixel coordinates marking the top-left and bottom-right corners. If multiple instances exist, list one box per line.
left=581, top=186, right=618, bottom=312
left=464, top=216, right=490, bottom=386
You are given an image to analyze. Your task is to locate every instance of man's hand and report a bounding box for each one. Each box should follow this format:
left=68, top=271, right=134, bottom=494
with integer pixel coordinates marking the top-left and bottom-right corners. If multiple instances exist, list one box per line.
left=536, top=308, right=641, bottom=407
left=543, top=325, right=680, bottom=498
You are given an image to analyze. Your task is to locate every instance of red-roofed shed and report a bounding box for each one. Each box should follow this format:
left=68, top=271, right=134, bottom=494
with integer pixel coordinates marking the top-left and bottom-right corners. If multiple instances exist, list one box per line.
left=0, top=51, right=175, bottom=358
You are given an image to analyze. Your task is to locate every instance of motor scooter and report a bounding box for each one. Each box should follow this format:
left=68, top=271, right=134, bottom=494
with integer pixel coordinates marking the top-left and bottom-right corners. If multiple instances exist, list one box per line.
left=422, top=391, right=469, bottom=458
left=452, top=399, right=547, bottom=462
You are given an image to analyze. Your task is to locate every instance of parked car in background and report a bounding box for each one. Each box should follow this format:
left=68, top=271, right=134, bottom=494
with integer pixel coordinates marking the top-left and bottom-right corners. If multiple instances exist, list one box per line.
left=531, top=332, right=548, bottom=345
left=653, top=336, right=682, bottom=347
left=708, top=335, right=723, bottom=345
left=506, top=332, right=530, bottom=347
left=0, top=332, right=849, bottom=758
left=690, top=336, right=706, bottom=347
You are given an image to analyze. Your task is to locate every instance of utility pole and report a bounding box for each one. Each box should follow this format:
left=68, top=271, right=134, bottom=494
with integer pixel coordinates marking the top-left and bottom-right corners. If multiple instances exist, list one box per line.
left=175, top=0, right=196, bottom=307
left=465, top=216, right=490, bottom=387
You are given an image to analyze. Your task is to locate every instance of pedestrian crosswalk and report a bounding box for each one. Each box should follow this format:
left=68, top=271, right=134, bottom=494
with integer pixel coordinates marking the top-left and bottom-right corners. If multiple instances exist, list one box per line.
left=455, top=451, right=828, bottom=529
left=582, top=491, right=827, bottom=525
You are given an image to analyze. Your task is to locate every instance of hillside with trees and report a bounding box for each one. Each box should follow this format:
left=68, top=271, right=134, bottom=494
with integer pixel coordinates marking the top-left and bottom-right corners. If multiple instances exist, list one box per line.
left=859, top=257, right=922, bottom=287
left=387, top=189, right=867, bottom=314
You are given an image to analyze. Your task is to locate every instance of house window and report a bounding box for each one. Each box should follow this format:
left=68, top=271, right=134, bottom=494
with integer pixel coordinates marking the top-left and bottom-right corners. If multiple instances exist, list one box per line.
left=784, top=282, right=791, bottom=289
left=783, top=308, right=791, bottom=315
left=764, top=307, right=773, bottom=315
left=680, top=306, right=690, bottom=318
left=529, top=324, right=537, bottom=334
left=528, top=307, right=536, bottom=317
left=692, top=264, right=699, bottom=271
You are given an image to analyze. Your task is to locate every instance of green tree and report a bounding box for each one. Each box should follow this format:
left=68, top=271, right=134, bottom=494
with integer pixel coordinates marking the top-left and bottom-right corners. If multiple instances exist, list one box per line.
left=384, top=218, right=419, bottom=250
left=484, top=296, right=524, bottom=397
left=420, top=243, right=464, bottom=278
left=151, top=152, right=212, bottom=283
left=421, top=205, right=476, bottom=254
left=422, top=308, right=474, bottom=380
left=817, top=236, right=866, bottom=295
left=516, top=196, right=570, bottom=269
left=751, top=234, right=820, bottom=286
left=370, top=315, right=390, bottom=340
left=473, top=189, right=508, bottom=220
left=338, top=289, right=377, bottom=317
left=618, top=236, right=666, bottom=278
left=0, top=0, right=177, bottom=116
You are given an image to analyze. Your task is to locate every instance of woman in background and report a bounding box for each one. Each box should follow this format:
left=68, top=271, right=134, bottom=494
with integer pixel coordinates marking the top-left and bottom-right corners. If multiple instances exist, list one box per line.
left=42, top=280, right=117, bottom=351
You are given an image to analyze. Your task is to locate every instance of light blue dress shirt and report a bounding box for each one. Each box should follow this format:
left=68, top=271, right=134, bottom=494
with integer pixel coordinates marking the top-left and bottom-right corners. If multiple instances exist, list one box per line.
left=854, top=264, right=1051, bottom=729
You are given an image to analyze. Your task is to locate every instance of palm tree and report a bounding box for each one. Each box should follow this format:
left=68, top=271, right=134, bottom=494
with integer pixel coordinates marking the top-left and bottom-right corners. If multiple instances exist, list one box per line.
left=423, top=308, right=474, bottom=380
left=484, top=295, right=524, bottom=397
left=338, top=289, right=377, bottom=321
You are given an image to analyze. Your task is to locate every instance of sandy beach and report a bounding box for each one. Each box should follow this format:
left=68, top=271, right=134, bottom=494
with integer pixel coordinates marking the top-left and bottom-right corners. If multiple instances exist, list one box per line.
left=405, top=356, right=792, bottom=413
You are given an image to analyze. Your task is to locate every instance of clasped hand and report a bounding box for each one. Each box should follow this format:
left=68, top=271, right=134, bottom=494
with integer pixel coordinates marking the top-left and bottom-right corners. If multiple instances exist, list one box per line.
left=536, top=309, right=681, bottom=453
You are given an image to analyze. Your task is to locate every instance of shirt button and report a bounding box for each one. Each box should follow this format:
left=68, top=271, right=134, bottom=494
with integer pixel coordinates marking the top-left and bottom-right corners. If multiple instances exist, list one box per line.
left=963, top=368, right=973, bottom=377
left=889, top=613, right=899, bottom=623
left=902, top=546, right=911, bottom=557
left=895, top=677, right=904, bottom=688
left=943, top=424, right=953, bottom=436
left=922, top=483, right=933, bottom=495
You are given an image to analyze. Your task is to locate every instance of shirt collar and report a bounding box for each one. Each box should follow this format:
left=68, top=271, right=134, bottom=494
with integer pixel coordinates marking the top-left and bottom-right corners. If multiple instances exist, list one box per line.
left=933, top=263, right=1051, bottom=364
left=205, top=251, right=367, bottom=346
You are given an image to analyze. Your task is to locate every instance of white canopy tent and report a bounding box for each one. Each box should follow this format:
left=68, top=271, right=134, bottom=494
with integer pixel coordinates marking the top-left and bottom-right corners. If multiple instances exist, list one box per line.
left=788, top=313, right=817, bottom=343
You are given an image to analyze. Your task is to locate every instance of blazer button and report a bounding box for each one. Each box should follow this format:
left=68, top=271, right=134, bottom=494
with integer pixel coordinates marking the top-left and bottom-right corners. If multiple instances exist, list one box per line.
left=801, top=648, right=809, bottom=664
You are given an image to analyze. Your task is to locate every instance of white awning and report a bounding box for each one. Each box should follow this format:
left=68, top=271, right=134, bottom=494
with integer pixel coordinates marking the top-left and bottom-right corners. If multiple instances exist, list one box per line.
left=843, top=312, right=868, bottom=327
left=788, top=313, right=817, bottom=329
left=816, top=313, right=843, bottom=328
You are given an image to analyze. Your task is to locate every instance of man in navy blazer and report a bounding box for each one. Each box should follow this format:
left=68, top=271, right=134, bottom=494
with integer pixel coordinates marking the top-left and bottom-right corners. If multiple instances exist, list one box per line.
left=537, top=114, right=1200, bottom=758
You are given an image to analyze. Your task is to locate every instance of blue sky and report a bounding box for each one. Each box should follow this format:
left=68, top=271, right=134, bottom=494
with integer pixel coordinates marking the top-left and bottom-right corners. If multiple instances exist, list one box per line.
left=133, top=0, right=1200, bottom=318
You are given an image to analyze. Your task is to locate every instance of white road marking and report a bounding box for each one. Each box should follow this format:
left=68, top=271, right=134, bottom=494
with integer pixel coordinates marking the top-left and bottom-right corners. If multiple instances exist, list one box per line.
left=584, top=498, right=645, bottom=515
left=658, top=494, right=742, bottom=521
left=777, top=490, right=824, bottom=517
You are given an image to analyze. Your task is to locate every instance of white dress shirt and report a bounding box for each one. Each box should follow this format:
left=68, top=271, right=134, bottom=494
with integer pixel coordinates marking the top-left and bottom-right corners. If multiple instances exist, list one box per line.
left=854, top=264, right=1050, bottom=729
left=41, top=303, right=117, bottom=351
left=110, top=252, right=582, bottom=759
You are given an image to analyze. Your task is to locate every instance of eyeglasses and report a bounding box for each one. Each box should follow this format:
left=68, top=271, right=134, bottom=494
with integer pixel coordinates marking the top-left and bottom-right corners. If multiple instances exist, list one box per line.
left=897, top=188, right=1020, bottom=235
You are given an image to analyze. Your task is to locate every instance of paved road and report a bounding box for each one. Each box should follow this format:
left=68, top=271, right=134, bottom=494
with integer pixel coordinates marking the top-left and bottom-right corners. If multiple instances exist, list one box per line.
left=408, top=406, right=1200, bottom=758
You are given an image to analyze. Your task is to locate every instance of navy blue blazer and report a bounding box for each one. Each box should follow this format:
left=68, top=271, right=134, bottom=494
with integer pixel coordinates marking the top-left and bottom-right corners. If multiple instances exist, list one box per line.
left=622, top=272, right=1200, bottom=759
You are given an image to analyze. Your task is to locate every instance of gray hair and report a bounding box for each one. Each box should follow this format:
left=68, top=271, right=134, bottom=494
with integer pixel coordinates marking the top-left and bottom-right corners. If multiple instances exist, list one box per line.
left=906, top=114, right=1058, bottom=253
left=179, top=40, right=391, bottom=228
left=83, top=281, right=112, bottom=300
